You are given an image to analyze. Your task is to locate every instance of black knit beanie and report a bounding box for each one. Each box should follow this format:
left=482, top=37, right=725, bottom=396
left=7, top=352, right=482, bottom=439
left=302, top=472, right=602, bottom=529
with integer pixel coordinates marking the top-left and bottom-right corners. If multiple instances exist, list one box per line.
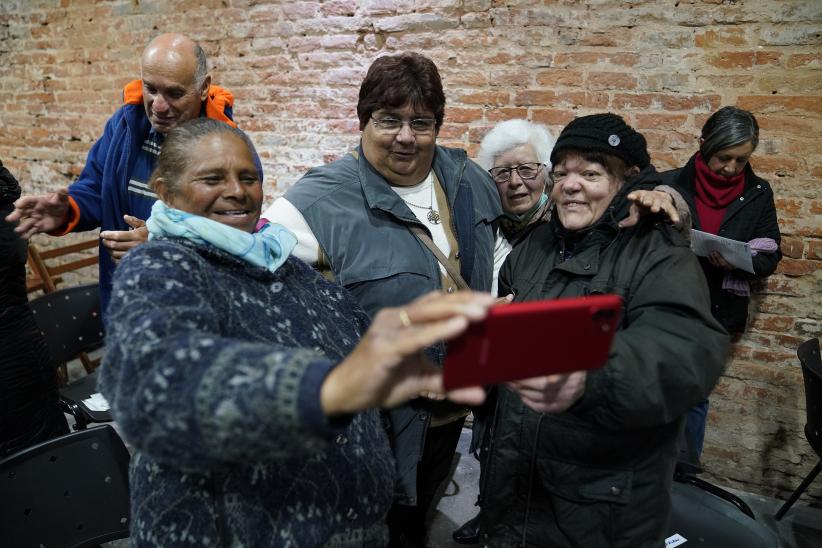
left=550, top=113, right=650, bottom=169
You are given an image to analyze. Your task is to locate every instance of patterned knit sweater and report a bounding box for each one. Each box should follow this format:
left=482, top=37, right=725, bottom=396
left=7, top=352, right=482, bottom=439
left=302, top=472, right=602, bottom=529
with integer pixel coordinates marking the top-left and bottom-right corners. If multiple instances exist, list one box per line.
left=99, top=237, right=395, bottom=547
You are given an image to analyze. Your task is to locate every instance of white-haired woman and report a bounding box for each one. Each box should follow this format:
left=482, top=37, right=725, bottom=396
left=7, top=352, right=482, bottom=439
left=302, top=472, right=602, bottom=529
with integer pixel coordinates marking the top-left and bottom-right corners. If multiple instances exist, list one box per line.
left=453, top=120, right=555, bottom=543
left=478, top=120, right=555, bottom=296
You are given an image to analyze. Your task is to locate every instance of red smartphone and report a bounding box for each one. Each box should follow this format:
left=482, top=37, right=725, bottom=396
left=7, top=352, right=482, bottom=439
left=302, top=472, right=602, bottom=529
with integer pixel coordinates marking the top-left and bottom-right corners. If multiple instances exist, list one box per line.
left=443, top=294, right=622, bottom=390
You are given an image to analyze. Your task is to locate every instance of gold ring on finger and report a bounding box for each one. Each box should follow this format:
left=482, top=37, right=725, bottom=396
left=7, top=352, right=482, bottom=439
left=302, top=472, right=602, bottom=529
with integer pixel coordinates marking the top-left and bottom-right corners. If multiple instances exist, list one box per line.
left=399, top=309, right=412, bottom=328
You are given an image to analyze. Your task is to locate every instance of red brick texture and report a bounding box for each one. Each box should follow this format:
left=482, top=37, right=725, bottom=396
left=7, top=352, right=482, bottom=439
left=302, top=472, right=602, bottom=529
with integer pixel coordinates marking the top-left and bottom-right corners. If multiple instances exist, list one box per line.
left=0, top=0, right=819, bottom=502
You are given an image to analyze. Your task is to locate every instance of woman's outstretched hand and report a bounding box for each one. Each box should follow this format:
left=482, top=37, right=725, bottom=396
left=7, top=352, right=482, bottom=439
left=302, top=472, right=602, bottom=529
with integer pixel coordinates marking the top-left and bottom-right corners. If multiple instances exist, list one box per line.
left=320, top=290, right=495, bottom=416
left=620, top=189, right=680, bottom=228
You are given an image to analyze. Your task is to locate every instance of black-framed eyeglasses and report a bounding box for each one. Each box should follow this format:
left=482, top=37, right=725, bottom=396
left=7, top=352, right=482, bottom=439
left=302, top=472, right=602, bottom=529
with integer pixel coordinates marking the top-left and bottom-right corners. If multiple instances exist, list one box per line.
left=488, top=163, right=543, bottom=184
left=371, top=115, right=437, bottom=135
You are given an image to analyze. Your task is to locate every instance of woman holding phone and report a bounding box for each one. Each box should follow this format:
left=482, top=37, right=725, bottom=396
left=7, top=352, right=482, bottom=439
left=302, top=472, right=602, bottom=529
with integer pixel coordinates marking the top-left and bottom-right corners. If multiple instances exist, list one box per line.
left=99, top=118, right=493, bottom=547
left=484, top=113, right=728, bottom=548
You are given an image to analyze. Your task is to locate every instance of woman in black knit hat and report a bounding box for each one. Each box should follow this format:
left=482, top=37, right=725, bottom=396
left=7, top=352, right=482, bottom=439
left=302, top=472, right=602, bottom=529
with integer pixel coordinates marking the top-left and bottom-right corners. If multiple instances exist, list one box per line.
left=481, top=113, right=729, bottom=547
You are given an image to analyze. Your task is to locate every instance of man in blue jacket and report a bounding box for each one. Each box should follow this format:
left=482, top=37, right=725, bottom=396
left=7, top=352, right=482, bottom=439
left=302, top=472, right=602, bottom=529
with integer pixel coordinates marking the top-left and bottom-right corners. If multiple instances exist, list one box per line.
left=6, top=33, right=255, bottom=313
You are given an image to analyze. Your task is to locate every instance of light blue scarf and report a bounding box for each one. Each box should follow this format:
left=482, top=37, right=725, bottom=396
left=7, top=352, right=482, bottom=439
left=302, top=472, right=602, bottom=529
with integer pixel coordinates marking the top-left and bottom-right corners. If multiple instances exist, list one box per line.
left=146, top=200, right=297, bottom=273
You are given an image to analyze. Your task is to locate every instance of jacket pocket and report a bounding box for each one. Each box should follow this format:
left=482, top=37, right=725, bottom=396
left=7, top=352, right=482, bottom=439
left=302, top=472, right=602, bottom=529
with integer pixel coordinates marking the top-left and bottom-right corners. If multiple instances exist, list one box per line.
left=534, top=458, right=633, bottom=546
left=341, top=268, right=433, bottom=318
left=338, top=260, right=430, bottom=287
left=537, top=458, right=633, bottom=505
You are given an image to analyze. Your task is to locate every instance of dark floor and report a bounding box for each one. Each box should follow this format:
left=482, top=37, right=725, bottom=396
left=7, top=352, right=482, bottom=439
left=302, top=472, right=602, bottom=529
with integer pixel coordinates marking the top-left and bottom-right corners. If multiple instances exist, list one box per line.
left=427, top=429, right=822, bottom=548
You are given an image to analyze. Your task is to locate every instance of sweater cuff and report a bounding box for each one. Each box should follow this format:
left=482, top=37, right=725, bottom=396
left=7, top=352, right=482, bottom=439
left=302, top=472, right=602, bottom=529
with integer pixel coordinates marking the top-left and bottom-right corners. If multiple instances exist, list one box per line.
left=46, top=195, right=81, bottom=236
left=298, top=359, right=353, bottom=437
left=655, top=184, right=692, bottom=241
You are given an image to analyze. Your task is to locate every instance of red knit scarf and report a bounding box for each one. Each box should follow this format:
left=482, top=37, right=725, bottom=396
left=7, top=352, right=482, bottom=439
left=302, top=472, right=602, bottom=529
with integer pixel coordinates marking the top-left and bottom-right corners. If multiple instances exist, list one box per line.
left=694, top=152, right=745, bottom=235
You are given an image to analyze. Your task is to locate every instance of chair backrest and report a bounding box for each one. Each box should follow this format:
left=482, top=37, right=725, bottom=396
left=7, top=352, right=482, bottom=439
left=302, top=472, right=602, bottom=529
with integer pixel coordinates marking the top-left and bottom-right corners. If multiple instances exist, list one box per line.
left=0, top=424, right=131, bottom=547
left=26, top=237, right=98, bottom=293
left=669, top=481, right=778, bottom=547
left=798, top=337, right=822, bottom=457
left=29, top=283, right=104, bottom=364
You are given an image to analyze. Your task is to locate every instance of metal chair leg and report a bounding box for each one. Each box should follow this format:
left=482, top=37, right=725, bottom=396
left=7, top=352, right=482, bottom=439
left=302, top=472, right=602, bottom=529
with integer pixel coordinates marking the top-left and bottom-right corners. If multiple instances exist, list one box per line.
left=775, top=460, right=822, bottom=521
left=59, top=399, right=90, bottom=431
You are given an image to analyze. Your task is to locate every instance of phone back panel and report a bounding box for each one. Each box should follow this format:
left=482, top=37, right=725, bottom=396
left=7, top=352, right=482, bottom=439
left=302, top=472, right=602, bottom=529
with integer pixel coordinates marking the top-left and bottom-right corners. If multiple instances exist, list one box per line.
left=443, top=294, right=622, bottom=390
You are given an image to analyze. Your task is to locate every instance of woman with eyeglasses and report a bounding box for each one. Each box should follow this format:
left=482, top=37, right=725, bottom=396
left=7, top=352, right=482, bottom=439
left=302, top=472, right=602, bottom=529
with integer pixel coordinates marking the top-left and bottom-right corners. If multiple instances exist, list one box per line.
left=476, top=120, right=555, bottom=298
left=480, top=114, right=728, bottom=547
left=263, top=52, right=501, bottom=547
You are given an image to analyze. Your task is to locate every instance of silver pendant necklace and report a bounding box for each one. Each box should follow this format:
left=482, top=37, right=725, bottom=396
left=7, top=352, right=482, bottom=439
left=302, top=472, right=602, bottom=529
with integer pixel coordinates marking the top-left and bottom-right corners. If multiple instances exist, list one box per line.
left=401, top=179, right=440, bottom=225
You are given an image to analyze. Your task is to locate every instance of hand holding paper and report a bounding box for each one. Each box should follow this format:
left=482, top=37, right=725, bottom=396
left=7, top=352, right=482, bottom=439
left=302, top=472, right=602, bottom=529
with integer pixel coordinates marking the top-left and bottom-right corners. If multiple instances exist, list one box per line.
left=690, top=230, right=754, bottom=274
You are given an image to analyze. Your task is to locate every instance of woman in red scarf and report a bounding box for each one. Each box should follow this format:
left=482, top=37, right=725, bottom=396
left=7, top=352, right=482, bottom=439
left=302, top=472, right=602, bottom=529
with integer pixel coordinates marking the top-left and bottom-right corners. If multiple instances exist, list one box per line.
left=662, top=106, right=782, bottom=468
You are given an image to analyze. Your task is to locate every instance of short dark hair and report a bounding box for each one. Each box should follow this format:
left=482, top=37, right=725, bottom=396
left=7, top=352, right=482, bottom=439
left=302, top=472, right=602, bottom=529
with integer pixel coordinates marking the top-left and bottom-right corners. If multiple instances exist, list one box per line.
left=700, top=106, right=759, bottom=161
left=149, top=118, right=256, bottom=197
left=356, top=52, right=445, bottom=131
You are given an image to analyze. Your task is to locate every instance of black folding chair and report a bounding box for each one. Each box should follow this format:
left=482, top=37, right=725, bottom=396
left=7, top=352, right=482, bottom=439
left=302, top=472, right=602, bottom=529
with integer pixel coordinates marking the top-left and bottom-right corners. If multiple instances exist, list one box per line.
left=775, top=337, right=822, bottom=520
left=29, top=283, right=110, bottom=429
left=668, top=479, right=778, bottom=547
left=0, top=424, right=130, bottom=547
left=669, top=400, right=778, bottom=546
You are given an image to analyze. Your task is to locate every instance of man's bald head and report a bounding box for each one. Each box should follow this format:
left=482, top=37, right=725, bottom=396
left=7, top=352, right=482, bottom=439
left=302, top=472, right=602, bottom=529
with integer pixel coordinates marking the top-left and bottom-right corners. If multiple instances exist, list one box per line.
left=142, top=33, right=208, bottom=88
left=139, top=34, right=211, bottom=133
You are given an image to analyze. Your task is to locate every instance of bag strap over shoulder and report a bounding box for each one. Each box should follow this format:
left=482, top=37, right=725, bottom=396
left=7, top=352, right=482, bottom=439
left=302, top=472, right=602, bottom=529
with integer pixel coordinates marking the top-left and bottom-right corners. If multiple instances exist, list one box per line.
left=408, top=225, right=469, bottom=290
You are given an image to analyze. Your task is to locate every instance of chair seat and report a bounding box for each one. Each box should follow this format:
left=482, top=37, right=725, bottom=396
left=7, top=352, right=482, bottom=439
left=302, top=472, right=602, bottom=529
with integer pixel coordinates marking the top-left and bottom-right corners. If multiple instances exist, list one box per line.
left=669, top=481, right=778, bottom=547
left=0, top=425, right=130, bottom=547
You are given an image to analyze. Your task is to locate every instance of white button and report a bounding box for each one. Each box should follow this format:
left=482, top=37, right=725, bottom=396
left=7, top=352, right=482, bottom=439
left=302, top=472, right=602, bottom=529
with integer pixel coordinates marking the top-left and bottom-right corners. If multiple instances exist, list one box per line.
left=739, top=196, right=745, bottom=201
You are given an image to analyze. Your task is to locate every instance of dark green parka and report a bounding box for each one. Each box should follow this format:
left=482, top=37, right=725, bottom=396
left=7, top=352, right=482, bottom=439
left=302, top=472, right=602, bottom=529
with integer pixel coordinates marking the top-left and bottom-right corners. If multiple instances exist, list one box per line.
left=482, top=167, right=729, bottom=548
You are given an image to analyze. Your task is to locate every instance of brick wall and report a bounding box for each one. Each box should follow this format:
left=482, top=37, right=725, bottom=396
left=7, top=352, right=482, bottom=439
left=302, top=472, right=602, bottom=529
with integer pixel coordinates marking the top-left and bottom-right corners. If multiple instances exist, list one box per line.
left=1, top=0, right=820, bottom=501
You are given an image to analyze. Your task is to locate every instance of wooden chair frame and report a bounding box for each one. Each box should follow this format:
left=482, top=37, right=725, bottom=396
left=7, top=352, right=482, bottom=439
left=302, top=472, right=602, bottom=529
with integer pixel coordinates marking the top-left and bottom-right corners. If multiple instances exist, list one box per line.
left=26, top=238, right=98, bottom=293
